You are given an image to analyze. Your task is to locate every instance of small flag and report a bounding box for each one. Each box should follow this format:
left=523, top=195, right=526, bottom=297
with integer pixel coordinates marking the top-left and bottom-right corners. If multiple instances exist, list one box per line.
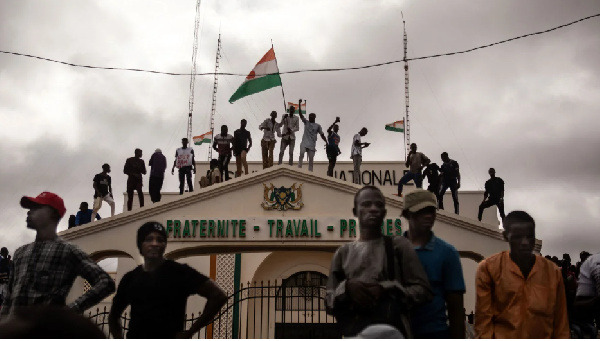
left=193, top=131, right=213, bottom=145
left=385, top=120, right=405, bottom=133
left=229, top=48, right=283, bottom=103
left=287, top=102, right=306, bottom=115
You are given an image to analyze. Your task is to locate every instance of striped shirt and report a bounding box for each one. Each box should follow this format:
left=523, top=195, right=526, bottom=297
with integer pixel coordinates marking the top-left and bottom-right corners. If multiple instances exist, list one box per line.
left=0, top=238, right=115, bottom=319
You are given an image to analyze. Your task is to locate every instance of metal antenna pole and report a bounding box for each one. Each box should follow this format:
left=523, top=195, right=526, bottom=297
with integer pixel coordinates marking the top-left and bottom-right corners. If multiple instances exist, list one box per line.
left=187, top=0, right=202, bottom=143
left=209, top=35, right=222, bottom=161
left=403, top=14, right=411, bottom=158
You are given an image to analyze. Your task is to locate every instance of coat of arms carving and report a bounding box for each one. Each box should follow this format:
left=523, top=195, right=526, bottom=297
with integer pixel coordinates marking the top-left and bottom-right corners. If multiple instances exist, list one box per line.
left=261, top=183, right=304, bottom=211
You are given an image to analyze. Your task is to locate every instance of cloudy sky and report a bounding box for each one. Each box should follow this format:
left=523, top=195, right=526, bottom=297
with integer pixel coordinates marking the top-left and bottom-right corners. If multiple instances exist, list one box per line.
left=1, top=0, right=599, bottom=263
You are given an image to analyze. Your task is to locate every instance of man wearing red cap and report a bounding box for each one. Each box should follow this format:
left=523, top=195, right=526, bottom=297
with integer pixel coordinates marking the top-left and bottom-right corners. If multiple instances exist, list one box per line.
left=0, top=192, right=115, bottom=320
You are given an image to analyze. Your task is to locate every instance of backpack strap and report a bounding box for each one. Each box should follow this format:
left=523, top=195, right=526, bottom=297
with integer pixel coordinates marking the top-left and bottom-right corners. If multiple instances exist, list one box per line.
left=384, top=236, right=395, bottom=281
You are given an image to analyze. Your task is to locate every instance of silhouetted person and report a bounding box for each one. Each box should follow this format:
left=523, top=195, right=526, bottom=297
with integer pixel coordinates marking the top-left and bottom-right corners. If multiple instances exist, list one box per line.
left=233, top=120, right=252, bottom=177
left=259, top=112, right=278, bottom=169
left=474, top=211, right=569, bottom=338
left=91, top=163, right=115, bottom=221
left=109, top=222, right=227, bottom=339
left=298, top=100, right=327, bottom=172
left=75, top=202, right=100, bottom=226
left=326, top=186, right=432, bottom=338
left=438, top=152, right=460, bottom=215
left=213, top=126, right=234, bottom=181
left=326, top=117, right=341, bottom=177
left=278, top=105, right=300, bottom=166
left=124, top=148, right=146, bottom=211
left=0, top=192, right=115, bottom=319
left=67, top=215, right=76, bottom=229
left=350, top=127, right=370, bottom=184
left=422, top=163, right=440, bottom=195
left=398, top=143, right=430, bottom=196
left=149, top=148, right=167, bottom=203
left=0, top=247, right=10, bottom=307
left=478, top=168, right=505, bottom=221
left=172, top=138, right=196, bottom=194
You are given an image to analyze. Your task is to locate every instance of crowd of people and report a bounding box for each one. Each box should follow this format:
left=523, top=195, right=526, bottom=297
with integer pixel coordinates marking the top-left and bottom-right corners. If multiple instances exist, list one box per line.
left=0, top=187, right=599, bottom=338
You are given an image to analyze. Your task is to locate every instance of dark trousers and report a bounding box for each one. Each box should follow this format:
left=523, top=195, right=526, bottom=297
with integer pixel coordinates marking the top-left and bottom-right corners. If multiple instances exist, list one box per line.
left=149, top=175, right=164, bottom=203
left=478, top=197, right=505, bottom=221
left=438, top=179, right=459, bottom=214
left=218, top=153, right=232, bottom=181
left=397, top=171, right=423, bottom=195
left=126, top=177, right=144, bottom=211
left=327, top=150, right=337, bottom=177
left=178, top=166, right=193, bottom=194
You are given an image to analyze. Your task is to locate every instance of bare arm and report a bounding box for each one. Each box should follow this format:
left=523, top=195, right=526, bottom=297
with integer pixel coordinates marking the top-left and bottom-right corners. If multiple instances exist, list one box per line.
left=181, top=279, right=228, bottom=338
left=446, top=292, right=466, bottom=338
left=248, top=133, right=253, bottom=149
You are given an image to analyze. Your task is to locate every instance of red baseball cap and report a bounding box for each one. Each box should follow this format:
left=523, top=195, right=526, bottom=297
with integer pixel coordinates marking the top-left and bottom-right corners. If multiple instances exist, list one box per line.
left=20, top=192, right=67, bottom=219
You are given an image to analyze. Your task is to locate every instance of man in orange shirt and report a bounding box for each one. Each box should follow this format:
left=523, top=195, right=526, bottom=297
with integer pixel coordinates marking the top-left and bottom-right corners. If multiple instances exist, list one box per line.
left=474, top=211, right=569, bottom=339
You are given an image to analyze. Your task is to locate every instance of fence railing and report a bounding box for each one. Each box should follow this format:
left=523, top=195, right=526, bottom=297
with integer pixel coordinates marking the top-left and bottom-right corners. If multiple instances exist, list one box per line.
left=88, top=280, right=340, bottom=339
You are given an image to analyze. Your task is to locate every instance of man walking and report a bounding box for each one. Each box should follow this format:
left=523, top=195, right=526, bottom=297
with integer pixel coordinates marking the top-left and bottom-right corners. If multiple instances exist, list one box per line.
left=326, top=186, right=432, bottom=338
left=478, top=168, right=505, bottom=222
left=0, top=192, right=115, bottom=319
left=233, top=120, right=252, bottom=177
left=91, top=163, right=115, bottom=220
left=109, top=222, right=227, bottom=339
left=298, top=100, right=327, bottom=172
left=124, top=148, right=146, bottom=211
left=350, top=127, right=370, bottom=184
left=75, top=202, right=100, bottom=226
left=402, top=190, right=466, bottom=339
left=474, top=211, right=569, bottom=338
left=259, top=111, right=279, bottom=169
left=172, top=138, right=196, bottom=195
left=438, top=152, right=460, bottom=215
left=397, top=143, right=430, bottom=197
left=213, top=126, right=234, bottom=181
left=148, top=149, right=167, bottom=203
left=278, top=106, right=300, bottom=166
left=326, top=117, right=341, bottom=177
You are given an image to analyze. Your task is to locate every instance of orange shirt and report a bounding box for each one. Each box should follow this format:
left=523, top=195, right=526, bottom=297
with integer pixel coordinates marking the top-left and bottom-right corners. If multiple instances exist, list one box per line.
left=474, top=251, right=570, bottom=339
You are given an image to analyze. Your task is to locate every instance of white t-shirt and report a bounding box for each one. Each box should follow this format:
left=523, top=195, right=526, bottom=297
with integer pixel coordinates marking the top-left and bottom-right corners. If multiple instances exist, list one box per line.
left=577, top=253, right=600, bottom=297
left=351, top=133, right=362, bottom=157
left=299, top=116, right=323, bottom=151
left=175, top=147, right=194, bottom=168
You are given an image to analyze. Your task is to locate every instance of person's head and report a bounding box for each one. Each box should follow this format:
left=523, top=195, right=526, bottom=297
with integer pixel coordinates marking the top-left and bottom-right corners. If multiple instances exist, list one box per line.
left=209, top=158, right=219, bottom=170
left=441, top=152, right=449, bottom=162
left=135, top=148, right=142, bottom=158
left=563, top=253, right=571, bottom=263
left=270, top=111, right=277, bottom=119
left=289, top=106, right=295, bottom=115
left=502, top=211, right=535, bottom=259
left=181, top=138, right=189, bottom=148
left=79, top=202, right=88, bottom=211
left=137, top=221, right=168, bottom=260
left=155, top=148, right=162, bottom=154
left=309, top=113, right=316, bottom=123
left=0, top=247, right=8, bottom=257
left=20, top=192, right=66, bottom=231
left=221, top=125, right=228, bottom=135
left=240, top=119, right=247, bottom=129
left=68, top=215, right=76, bottom=228
left=488, top=168, right=496, bottom=178
left=353, top=186, right=387, bottom=235
left=580, top=251, right=591, bottom=262
left=333, top=124, right=339, bottom=133
left=410, top=143, right=417, bottom=152
left=102, top=163, right=111, bottom=174
left=0, top=306, right=105, bottom=339
left=359, top=127, right=368, bottom=136
left=402, top=189, right=438, bottom=235
left=352, top=324, right=404, bottom=339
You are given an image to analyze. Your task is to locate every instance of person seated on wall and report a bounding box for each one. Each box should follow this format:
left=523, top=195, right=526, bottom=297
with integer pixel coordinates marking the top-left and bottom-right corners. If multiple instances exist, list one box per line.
left=199, top=159, right=221, bottom=188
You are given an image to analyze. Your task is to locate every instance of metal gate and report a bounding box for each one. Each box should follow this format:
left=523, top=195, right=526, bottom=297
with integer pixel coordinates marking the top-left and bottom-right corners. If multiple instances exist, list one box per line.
left=90, top=272, right=340, bottom=339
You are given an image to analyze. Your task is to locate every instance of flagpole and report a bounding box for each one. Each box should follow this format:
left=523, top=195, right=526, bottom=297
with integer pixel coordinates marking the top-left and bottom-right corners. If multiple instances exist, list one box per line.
left=272, top=40, right=287, bottom=114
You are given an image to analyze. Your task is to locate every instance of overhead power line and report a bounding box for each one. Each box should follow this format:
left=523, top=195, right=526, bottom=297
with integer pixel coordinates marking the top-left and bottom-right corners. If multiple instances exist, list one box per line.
left=0, top=13, right=598, bottom=76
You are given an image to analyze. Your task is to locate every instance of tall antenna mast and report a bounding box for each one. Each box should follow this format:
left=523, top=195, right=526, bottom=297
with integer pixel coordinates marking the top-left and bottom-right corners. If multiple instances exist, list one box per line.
left=402, top=13, right=411, bottom=158
left=208, top=34, right=222, bottom=161
left=186, top=0, right=202, bottom=142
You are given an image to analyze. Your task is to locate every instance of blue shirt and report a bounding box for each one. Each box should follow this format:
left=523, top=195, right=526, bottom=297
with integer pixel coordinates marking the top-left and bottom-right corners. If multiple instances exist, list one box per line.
left=75, top=209, right=101, bottom=226
left=405, top=232, right=466, bottom=336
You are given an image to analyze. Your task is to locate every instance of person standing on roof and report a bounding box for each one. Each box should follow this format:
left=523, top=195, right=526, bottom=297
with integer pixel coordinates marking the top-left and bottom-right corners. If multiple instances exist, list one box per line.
left=478, top=168, right=505, bottom=222
left=124, top=148, right=146, bottom=210
left=91, top=163, right=115, bottom=220
left=148, top=149, right=167, bottom=203
left=172, top=138, right=196, bottom=195
left=297, top=99, right=327, bottom=172
left=397, top=143, right=430, bottom=197
left=438, top=152, right=460, bottom=215
left=350, top=127, right=370, bottom=184
left=259, top=112, right=279, bottom=169
left=213, top=126, right=234, bottom=181
left=233, top=119, right=252, bottom=177
left=326, top=117, right=342, bottom=177
left=278, top=106, right=300, bottom=166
